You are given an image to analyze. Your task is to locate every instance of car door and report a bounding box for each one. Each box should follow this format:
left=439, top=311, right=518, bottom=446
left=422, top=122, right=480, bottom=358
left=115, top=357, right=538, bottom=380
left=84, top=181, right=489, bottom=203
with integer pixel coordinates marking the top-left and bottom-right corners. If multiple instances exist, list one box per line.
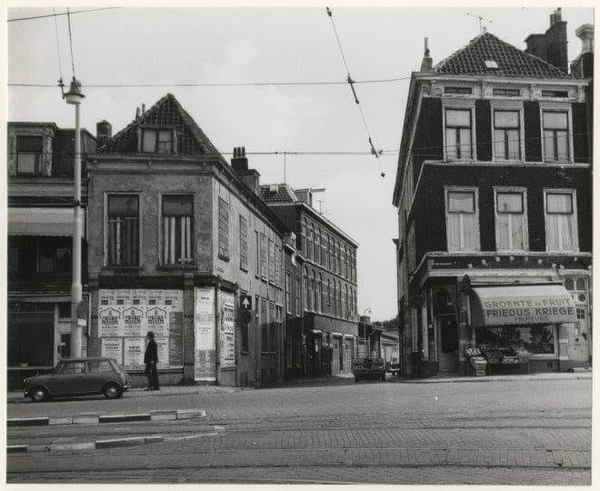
left=48, top=361, right=87, bottom=396
left=81, top=361, right=114, bottom=393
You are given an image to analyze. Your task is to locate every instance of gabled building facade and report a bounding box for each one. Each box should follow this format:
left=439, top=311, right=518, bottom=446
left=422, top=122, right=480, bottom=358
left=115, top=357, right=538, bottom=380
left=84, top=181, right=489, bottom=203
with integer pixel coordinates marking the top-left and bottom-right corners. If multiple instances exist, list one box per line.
left=87, top=94, right=287, bottom=387
left=393, top=10, right=593, bottom=377
left=261, top=184, right=360, bottom=378
left=7, top=122, right=96, bottom=389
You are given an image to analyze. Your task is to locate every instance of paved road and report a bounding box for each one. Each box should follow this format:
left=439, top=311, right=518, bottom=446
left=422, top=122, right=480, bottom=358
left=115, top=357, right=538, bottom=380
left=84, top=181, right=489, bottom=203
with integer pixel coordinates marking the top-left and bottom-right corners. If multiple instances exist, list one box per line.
left=7, top=377, right=592, bottom=485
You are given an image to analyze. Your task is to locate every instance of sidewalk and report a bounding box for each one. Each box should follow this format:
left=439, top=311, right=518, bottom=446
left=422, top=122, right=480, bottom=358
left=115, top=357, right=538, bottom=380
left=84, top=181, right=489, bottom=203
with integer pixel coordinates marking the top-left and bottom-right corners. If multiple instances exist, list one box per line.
left=389, top=370, right=593, bottom=384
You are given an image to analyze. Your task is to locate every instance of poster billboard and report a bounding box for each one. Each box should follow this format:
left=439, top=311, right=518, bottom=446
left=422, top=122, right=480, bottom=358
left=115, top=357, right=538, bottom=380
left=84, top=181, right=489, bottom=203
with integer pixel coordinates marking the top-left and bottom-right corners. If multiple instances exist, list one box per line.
left=124, top=338, right=145, bottom=370
left=101, top=338, right=123, bottom=365
left=219, top=291, right=236, bottom=369
left=194, top=287, right=216, bottom=381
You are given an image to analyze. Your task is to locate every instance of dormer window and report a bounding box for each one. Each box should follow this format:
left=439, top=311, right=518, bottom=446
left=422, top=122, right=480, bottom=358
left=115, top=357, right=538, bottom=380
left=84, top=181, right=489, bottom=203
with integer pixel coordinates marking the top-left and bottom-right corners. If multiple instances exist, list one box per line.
left=141, top=128, right=174, bottom=154
left=485, top=60, right=499, bottom=69
left=16, top=135, right=43, bottom=174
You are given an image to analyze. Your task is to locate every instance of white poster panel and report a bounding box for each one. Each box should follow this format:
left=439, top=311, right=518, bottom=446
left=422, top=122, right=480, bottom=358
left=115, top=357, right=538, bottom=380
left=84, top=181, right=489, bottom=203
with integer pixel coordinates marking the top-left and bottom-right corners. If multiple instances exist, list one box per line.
left=101, top=338, right=123, bottom=365
left=156, top=338, right=170, bottom=369
left=194, top=287, right=216, bottom=381
left=124, top=338, right=145, bottom=370
left=219, top=291, right=236, bottom=369
left=123, top=307, right=143, bottom=337
left=146, top=306, right=168, bottom=338
left=98, top=307, right=122, bottom=337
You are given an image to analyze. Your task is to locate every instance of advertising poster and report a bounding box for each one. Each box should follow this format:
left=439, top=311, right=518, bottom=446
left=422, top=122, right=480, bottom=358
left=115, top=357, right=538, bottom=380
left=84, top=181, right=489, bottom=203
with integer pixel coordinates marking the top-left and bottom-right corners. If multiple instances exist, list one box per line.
left=98, top=289, right=184, bottom=369
left=194, top=287, right=216, bottom=381
left=101, top=338, right=123, bottom=365
left=124, top=338, right=145, bottom=370
left=219, top=291, right=236, bottom=369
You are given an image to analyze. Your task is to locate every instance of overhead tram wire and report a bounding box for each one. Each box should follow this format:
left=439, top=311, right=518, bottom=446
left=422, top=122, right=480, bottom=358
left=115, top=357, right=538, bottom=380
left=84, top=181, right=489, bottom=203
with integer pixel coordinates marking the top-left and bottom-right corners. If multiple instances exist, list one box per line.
left=7, top=7, right=120, bottom=23
left=66, top=8, right=76, bottom=78
left=52, top=8, right=64, bottom=83
left=325, top=7, right=385, bottom=178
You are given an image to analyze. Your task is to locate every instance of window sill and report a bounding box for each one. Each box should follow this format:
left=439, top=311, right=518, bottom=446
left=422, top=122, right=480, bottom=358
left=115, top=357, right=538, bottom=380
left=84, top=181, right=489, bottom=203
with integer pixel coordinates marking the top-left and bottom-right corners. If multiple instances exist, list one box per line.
left=240, top=266, right=249, bottom=273
left=218, top=254, right=230, bottom=262
left=157, top=263, right=197, bottom=271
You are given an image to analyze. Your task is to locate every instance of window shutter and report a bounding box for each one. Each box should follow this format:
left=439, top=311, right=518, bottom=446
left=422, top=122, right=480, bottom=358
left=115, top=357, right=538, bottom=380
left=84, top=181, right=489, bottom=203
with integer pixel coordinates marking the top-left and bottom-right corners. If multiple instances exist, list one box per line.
left=524, top=101, right=542, bottom=162
left=475, top=100, right=492, bottom=161
left=572, top=102, right=589, bottom=164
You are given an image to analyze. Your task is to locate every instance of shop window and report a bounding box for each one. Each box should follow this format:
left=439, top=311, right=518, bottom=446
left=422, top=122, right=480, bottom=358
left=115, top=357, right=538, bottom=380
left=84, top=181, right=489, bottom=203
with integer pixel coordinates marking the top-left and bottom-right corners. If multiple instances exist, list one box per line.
left=142, top=128, right=173, bottom=154
left=218, top=198, right=229, bottom=261
left=161, top=195, right=193, bottom=265
left=16, top=135, right=44, bottom=175
left=445, top=188, right=480, bottom=252
left=476, top=325, right=556, bottom=355
left=107, top=194, right=139, bottom=266
left=544, top=190, right=578, bottom=252
left=445, top=108, right=473, bottom=160
left=494, top=189, right=528, bottom=251
left=239, top=216, right=248, bottom=271
left=542, top=111, right=570, bottom=162
left=493, top=110, right=521, bottom=160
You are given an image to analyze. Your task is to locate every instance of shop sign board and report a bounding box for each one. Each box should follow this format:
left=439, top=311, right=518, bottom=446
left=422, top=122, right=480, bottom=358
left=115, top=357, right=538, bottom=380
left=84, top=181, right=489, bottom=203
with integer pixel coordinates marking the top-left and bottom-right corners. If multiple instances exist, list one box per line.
left=194, top=287, right=216, bottom=381
left=219, top=291, right=236, bottom=369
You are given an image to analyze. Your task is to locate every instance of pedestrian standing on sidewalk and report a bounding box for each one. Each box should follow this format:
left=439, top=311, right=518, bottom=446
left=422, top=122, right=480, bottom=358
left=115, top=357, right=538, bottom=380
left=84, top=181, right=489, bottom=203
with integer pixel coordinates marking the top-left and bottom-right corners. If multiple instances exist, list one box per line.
left=144, top=331, right=160, bottom=391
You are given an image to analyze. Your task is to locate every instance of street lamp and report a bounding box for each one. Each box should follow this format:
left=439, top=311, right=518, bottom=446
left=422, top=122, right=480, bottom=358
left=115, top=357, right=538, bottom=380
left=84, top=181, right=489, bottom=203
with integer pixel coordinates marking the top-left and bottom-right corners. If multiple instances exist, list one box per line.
left=64, top=77, right=85, bottom=358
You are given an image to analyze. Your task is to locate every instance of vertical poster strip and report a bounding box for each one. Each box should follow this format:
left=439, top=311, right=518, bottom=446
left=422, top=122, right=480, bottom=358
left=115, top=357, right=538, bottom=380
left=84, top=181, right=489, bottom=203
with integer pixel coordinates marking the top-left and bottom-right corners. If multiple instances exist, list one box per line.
left=169, top=311, right=184, bottom=367
left=219, top=291, right=236, bottom=369
left=194, top=287, right=216, bottom=381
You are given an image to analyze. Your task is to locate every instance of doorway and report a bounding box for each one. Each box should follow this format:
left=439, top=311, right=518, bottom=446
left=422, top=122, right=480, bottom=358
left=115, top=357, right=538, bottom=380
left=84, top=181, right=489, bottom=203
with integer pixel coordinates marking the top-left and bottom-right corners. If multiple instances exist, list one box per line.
left=438, top=315, right=459, bottom=372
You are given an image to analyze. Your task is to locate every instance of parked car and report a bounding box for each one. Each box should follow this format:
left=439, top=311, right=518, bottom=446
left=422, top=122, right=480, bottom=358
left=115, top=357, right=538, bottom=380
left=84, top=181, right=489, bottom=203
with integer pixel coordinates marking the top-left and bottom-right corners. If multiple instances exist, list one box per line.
left=23, top=357, right=130, bottom=402
left=352, top=357, right=386, bottom=382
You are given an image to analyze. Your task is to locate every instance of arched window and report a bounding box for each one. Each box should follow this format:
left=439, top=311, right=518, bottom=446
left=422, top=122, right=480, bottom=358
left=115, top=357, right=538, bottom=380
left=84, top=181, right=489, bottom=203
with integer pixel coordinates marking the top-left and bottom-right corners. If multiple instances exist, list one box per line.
left=321, top=232, right=327, bottom=267
left=330, top=238, right=336, bottom=274
left=301, top=219, right=307, bottom=255
left=304, top=268, right=310, bottom=311
left=343, top=284, right=348, bottom=319
left=337, top=280, right=342, bottom=315
left=332, top=281, right=337, bottom=316
left=319, top=273, right=325, bottom=311
left=337, top=242, right=341, bottom=273
left=311, top=271, right=316, bottom=311
left=327, top=279, right=331, bottom=307
left=314, top=228, right=320, bottom=264
left=307, top=223, right=313, bottom=261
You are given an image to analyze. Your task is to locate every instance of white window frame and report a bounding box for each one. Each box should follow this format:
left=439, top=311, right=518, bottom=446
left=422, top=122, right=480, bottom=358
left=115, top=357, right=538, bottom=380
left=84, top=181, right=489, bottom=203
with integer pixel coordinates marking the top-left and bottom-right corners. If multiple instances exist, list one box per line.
left=444, top=186, right=480, bottom=252
left=158, top=193, right=194, bottom=266
left=442, top=100, right=477, bottom=161
left=490, top=101, right=524, bottom=162
left=103, top=192, right=142, bottom=267
left=493, top=187, right=529, bottom=252
left=543, top=188, right=579, bottom=253
left=539, top=103, right=574, bottom=164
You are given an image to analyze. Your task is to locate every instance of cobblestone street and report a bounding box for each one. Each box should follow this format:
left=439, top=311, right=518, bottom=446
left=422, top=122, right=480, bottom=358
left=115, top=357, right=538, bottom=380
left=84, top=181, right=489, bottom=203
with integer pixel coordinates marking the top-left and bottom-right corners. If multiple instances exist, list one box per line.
left=7, top=376, right=592, bottom=485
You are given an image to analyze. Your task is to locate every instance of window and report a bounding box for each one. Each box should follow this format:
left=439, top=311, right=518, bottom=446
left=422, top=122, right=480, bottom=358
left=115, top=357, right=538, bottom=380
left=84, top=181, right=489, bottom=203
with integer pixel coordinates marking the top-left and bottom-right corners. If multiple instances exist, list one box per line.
left=260, top=233, right=267, bottom=279
left=545, top=190, right=578, bottom=251
left=241, top=290, right=249, bottom=352
left=542, top=111, right=570, bottom=162
left=285, top=272, right=292, bottom=314
left=321, top=232, right=327, bottom=267
left=542, top=90, right=568, bottom=98
left=107, top=194, right=139, bottom=266
left=301, top=219, right=307, bottom=255
left=161, top=195, right=193, bottom=265
left=314, top=228, right=320, bottom=264
left=16, top=135, right=43, bottom=175
left=445, top=189, right=480, bottom=252
left=218, top=198, right=229, bottom=260
left=493, top=110, right=521, bottom=160
left=261, top=298, right=268, bottom=352
left=337, top=280, right=342, bottom=316
left=269, top=301, right=276, bottom=352
left=495, top=190, right=528, bottom=251
left=343, top=284, right=348, bottom=319
left=330, top=238, right=336, bottom=274
left=274, top=245, right=281, bottom=286
left=268, top=238, right=275, bottom=282
left=444, top=86, right=472, bottom=94
left=296, top=277, right=301, bottom=316
left=445, top=109, right=472, bottom=160
left=306, top=223, right=313, bottom=260
left=57, top=361, right=86, bottom=375
left=337, top=241, right=341, bottom=273
left=239, top=216, right=248, bottom=270
left=332, top=281, right=337, bottom=316
left=304, top=269, right=310, bottom=310
left=255, top=231, right=260, bottom=273
left=327, top=279, right=331, bottom=307
left=311, top=271, right=317, bottom=312
left=142, top=128, right=173, bottom=154
left=476, top=325, right=556, bottom=355
left=493, top=88, right=520, bottom=97
left=319, top=274, right=325, bottom=312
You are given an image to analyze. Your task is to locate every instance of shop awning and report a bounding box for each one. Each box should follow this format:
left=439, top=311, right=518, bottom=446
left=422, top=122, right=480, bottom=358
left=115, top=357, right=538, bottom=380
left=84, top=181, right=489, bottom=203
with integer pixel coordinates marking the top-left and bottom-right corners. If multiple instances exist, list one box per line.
left=8, top=207, right=81, bottom=237
left=471, top=284, right=577, bottom=327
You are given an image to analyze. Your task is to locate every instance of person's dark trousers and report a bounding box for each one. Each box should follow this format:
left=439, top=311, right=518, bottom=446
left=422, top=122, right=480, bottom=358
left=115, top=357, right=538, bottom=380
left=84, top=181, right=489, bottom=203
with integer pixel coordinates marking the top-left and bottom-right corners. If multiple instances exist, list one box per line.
left=145, top=363, right=160, bottom=390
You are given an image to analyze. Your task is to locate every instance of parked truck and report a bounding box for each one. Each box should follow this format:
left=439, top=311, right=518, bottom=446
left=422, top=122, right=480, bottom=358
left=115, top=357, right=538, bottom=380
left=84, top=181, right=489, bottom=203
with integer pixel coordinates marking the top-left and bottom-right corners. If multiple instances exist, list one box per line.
left=351, top=341, right=386, bottom=382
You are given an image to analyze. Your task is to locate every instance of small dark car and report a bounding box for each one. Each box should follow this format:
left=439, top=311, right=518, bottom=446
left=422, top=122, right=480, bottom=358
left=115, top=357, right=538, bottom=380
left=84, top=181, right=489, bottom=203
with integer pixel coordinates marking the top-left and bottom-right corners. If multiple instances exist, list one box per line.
left=23, top=357, right=130, bottom=402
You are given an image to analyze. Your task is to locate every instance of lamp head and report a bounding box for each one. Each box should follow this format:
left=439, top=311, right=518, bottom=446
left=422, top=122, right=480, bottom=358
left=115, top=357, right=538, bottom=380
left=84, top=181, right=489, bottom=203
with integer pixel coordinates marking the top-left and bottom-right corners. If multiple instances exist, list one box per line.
left=65, top=78, right=84, bottom=105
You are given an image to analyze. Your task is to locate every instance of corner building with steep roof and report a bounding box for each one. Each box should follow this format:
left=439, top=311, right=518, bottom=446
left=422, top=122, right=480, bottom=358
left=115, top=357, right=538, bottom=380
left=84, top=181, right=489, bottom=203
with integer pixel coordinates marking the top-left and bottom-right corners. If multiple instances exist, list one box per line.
left=392, top=10, right=593, bottom=378
left=87, top=94, right=287, bottom=387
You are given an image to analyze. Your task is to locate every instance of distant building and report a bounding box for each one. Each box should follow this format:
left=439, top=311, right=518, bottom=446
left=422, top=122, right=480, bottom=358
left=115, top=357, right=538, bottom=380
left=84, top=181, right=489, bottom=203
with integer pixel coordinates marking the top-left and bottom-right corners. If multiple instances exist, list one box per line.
left=260, top=184, right=359, bottom=378
left=7, top=122, right=96, bottom=389
left=86, top=94, right=287, bottom=387
left=392, top=10, right=593, bottom=377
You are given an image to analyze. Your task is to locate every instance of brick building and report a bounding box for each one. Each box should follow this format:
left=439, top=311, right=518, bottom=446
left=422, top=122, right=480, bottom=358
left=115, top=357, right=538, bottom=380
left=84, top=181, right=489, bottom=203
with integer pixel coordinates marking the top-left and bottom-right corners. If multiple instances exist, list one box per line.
left=7, top=122, right=96, bottom=389
left=261, top=184, right=359, bottom=378
left=86, top=94, right=287, bottom=387
left=392, top=11, right=593, bottom=377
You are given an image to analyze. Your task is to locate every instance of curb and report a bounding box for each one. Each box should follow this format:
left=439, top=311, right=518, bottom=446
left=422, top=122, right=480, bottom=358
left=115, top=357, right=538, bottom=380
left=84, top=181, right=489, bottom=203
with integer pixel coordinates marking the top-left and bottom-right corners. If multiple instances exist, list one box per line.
left=7, top=429, right=221, bottom=454
left=390, top=373, right=593, bottom=384
left=7, top=409, right=206, bottom=428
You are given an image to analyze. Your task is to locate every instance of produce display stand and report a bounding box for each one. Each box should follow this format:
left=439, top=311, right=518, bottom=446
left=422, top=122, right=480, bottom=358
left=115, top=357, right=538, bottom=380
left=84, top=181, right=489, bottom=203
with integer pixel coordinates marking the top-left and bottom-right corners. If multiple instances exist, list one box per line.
left=465, top=347, right=488, bottom=377
left=478, top=344, right=530, bottom=375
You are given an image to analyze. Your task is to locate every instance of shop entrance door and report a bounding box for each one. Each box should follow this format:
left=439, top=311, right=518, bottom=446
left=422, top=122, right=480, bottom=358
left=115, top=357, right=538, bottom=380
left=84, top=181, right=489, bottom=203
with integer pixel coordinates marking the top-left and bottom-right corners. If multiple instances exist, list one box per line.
left=438, top=315, right=459, bottom=372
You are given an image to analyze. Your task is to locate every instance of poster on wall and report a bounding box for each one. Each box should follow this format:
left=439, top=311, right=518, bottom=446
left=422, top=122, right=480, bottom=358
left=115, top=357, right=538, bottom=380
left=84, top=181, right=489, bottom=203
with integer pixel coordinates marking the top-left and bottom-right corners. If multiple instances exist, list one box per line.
left=156, top=338, right=170, bottom=368
left=124, top=338, right=145, bottom=370
left=194, top=287, right=216, bottom=381
left=219, top=291, right=236, bottom=369
left=101, top=338, right=123, bottom=365
left=98, top=289, right=184, bottom=370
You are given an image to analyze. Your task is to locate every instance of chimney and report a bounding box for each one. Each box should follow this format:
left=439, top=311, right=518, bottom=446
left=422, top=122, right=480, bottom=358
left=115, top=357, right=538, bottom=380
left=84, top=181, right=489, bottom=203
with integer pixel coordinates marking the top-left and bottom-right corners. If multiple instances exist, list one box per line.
left=420, top=37, right=433, bottom=72
left=96, top=120, right=112, bottom=147
left=141, top=103, right=146, bottom=115
left=231, top=147, right=260, bottom=194
left=545, top=8, right=568, bottom=73
left=524, top=33, right=548, bottom=60
left=571, top=24, right=594, bottom=78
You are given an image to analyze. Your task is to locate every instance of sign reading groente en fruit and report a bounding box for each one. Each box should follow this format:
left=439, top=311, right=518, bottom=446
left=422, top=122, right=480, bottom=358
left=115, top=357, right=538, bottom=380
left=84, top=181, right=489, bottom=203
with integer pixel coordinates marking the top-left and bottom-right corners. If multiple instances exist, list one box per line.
left=472, top=285, right=577, bottom=327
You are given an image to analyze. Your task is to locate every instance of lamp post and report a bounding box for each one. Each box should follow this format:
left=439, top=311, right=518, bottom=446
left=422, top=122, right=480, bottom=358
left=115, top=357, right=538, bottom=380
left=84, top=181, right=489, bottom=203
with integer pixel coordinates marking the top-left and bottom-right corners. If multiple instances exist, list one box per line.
left=65, top=77, right=85, bottom=358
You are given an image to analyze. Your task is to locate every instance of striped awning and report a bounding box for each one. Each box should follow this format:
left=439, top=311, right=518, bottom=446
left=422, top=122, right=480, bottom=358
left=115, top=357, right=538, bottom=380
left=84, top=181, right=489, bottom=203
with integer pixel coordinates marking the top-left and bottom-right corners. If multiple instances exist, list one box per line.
left=9, top=207, right=81, bottom=237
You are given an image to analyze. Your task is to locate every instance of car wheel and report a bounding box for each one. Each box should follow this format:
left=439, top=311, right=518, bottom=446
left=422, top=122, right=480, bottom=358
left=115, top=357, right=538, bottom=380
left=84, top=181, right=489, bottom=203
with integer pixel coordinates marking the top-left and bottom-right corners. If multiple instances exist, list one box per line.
left=103, top=382, right=123, bottom=399
left=30, top=386, right=50, bottom=402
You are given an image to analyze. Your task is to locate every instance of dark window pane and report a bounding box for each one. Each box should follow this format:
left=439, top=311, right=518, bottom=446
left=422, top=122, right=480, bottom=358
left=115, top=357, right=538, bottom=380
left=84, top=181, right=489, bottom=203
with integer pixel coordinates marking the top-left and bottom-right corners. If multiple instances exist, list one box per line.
left=108, top=195, right=139, bottom=216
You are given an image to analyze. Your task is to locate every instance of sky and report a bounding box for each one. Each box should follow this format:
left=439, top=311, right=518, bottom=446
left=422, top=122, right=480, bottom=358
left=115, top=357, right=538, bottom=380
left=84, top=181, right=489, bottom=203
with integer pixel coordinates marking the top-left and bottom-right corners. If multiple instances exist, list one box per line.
left=6, top=5, right=594, bottom=321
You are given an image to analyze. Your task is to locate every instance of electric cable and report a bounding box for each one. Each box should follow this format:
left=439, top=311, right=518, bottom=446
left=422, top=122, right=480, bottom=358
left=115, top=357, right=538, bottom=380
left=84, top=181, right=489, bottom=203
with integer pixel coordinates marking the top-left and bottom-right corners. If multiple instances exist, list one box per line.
left=52, top=8, right=64, bottom=82
left=66, top=8, right=76, bottom=78
left=7, top=7, right=119, bottom=23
